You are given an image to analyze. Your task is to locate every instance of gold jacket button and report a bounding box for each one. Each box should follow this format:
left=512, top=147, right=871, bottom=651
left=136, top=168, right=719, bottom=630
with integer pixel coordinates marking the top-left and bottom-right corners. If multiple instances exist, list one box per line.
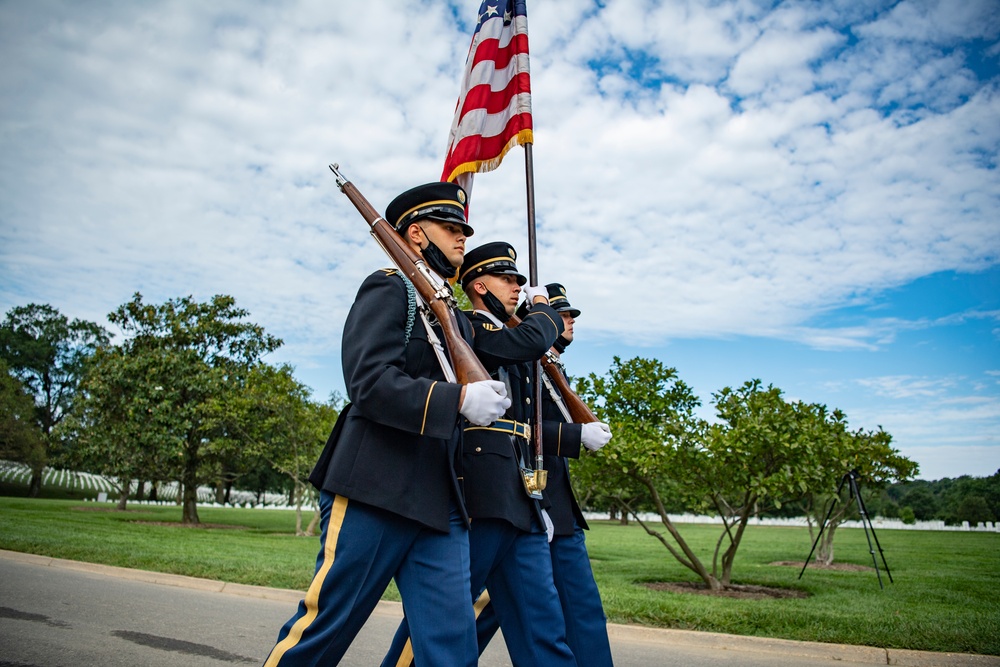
left=475, top=447, right=482, bottom=452
left=525, top=397, right=531, bottom=404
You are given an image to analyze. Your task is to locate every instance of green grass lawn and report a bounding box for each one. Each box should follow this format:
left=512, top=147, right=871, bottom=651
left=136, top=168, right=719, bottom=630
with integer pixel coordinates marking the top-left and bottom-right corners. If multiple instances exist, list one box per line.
left=1, top=496, right=997, bottom=655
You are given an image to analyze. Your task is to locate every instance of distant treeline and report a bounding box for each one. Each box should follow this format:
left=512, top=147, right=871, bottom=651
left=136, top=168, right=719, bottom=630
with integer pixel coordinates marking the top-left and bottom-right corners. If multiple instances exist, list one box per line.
left=760, top=470, right=1000, bottom=526
left=874, top=471, right=1000, bottom=525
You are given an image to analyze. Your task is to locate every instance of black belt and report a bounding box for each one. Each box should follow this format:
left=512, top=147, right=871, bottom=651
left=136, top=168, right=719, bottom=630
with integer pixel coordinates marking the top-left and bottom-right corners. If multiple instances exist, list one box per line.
left=465, top=418, right=531, bottom=440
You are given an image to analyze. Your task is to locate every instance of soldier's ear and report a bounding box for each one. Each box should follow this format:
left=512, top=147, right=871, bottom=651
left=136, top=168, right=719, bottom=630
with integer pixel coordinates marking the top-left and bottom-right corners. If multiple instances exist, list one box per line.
left=406, top=223, right=424, bottom=247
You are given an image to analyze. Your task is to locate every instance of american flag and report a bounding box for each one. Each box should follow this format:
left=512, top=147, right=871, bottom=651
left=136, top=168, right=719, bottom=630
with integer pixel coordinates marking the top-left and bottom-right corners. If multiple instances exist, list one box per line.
left=441, top=0, right=532, bottom=193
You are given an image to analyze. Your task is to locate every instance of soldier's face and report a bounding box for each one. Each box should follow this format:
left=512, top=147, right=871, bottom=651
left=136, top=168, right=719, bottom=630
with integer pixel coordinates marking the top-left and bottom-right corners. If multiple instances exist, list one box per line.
left=419, top=221, right=467, bottom=267
left=478, top=273, right=521, bottom=316
left=559, top=311, right=575, bottom=341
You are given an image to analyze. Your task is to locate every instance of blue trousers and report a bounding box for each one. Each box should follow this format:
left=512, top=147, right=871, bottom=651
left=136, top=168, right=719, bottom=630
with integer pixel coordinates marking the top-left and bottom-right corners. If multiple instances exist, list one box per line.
left=383, top=517, right=577, bottom=667
left=474, top=525, right=612, bottom=666
left=263, top=491, right=477, bottom=667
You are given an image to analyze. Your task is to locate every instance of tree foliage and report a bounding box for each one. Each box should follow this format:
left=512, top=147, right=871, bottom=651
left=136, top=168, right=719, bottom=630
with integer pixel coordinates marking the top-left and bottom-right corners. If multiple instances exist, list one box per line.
left=876, top=471, right=1000, bottom=525
left=223, top=363, right=340, bottom=534
left=0, top=304, right=109, bottom=496
left=579, top=357, right=909, bottom=590
left=798, top=426, right=917, bottom=564
left=0, top=360, right=45, bottom=469
left=65, top=293, right=281, bottom=523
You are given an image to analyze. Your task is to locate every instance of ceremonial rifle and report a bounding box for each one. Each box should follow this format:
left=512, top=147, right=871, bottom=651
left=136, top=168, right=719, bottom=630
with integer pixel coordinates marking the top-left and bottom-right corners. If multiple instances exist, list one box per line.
left=505, top=313, right=598, bottom=424
left=329, top=163, right=490, bottom=385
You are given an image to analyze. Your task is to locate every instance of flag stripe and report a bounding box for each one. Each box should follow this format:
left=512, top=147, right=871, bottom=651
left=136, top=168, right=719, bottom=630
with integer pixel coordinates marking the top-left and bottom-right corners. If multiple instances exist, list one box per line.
left=455, top=90, right=532, bottom=144
left=441, top=0, right=532, bottom=187
left=445, top=126, right=533, bottom=183
left=459, top=71, right=531, bottom=123
left=450, top=113, right=532, bottom=165
left=470, top=28, right=528, bottom=73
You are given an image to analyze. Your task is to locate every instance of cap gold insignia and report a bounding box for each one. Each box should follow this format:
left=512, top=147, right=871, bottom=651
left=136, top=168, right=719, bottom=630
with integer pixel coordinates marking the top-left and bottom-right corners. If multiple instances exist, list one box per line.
left=508, top=248, right=516, bottom=259
left=458, top=190, right=466, bottom=205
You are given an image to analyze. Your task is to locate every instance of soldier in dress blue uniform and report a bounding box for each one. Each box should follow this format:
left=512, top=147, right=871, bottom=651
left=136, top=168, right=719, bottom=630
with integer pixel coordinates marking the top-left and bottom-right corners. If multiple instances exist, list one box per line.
left=382, top=242, right=578, bottom=667
left=475, top=283, right=615, bottom=666
left=262, top=183, right=511, bottom=667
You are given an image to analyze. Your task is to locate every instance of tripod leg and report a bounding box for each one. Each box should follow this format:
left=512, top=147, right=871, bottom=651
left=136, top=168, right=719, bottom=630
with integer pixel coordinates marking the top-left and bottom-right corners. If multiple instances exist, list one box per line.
left=854, top=478, right=893, bottom=584
left=850, top=475, right=884, bottom=590
left=799, top=474, right=847, bottom=580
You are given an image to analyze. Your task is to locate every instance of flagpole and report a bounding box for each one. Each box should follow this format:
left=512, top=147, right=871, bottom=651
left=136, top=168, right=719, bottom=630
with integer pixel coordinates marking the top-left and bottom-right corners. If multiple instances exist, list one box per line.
left=524, top=142, right=547, bottom=490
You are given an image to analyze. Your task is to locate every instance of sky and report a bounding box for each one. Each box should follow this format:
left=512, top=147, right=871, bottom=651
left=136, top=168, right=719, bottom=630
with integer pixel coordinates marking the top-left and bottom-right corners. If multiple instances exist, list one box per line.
left=1, top=0, right=998, bottom=482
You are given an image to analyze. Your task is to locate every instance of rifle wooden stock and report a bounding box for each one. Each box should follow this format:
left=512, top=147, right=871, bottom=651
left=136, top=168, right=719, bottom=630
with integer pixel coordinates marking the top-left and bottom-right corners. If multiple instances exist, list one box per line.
left=329, top=164, right=490, bottom=385
left=505, top=313, right=598, bottom=424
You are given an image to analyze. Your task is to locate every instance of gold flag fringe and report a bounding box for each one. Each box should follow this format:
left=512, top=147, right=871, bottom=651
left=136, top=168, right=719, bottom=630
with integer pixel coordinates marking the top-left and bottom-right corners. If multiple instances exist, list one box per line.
left=446, top=129, right=534, bottom=184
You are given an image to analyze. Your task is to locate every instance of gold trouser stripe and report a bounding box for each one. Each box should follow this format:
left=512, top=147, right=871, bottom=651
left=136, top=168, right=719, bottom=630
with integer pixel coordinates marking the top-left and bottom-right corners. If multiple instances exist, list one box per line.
left=474, top=589, right=492, bottom=616
left=396, top=638, right=414, bottom=667
left=421, top=381, right=437, bottom=435
left=264, top=495, right=349, bottom=667
left=395, top=591, right=492, bottom=667
left=557, top=422, right=563, bottom=456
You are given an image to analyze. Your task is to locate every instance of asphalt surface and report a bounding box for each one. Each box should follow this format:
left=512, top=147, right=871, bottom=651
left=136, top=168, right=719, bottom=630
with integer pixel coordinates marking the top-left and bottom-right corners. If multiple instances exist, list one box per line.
left=1, top=549, right=997, bottom=667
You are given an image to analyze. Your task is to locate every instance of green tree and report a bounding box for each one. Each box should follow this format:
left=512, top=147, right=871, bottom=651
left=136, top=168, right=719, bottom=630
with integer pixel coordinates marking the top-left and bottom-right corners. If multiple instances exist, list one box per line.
left=690, top=382, right=847, bottom=587
left=954, top=495, right=993, bottom=525
left=896, top=484, right=939, bottom=520
left=800, top=426, right=917, bottom=565
left=62, top=341, right=178, bottom=509
left=0, top=360, right=45, bottom=469
left=582, top=359, right=856, bottom=591
left=225, top=363, right=339, bottom=534
left=0, top=304, right=109, bottom=496
left=579, top=357, right=720, bottom=587
left=67, top=293, right=280, bottom=523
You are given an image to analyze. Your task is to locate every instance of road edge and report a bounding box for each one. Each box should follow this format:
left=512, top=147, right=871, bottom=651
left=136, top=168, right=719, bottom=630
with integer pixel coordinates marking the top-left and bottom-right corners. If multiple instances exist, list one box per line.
left=2, top=549, right=996, bottom=666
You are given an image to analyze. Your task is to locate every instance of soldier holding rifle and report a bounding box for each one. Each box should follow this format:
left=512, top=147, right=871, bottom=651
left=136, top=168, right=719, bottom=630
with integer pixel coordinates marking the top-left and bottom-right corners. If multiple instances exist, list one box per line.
left=383, top=242, right=578, bottom=667
left=474, top=282, right=615, bottom=665
left=536, top=283, right=614, bottom=665
left=263, top=179, right=510, bottom=667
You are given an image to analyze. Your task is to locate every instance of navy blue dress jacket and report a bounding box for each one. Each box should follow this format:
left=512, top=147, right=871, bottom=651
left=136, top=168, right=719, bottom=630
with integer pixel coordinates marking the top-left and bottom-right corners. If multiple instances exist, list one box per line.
left=310, top=269, right=472, bottom=533
left=461, top=304, right=563, bottom=532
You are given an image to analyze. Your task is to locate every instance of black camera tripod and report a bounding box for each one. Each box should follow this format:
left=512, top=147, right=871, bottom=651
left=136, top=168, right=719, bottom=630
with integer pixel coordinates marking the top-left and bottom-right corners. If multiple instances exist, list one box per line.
left=798, top=469, right=893, bottom=589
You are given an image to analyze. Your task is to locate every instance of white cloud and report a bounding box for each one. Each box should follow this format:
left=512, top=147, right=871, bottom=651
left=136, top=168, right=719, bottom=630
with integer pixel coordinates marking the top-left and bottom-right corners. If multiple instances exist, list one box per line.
left=1, top=0, right=997, bottom=477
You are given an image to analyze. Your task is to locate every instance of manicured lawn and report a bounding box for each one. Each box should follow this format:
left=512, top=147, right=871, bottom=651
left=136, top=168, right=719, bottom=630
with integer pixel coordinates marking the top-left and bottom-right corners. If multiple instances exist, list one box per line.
left=1, top=497, right=997, bottom=655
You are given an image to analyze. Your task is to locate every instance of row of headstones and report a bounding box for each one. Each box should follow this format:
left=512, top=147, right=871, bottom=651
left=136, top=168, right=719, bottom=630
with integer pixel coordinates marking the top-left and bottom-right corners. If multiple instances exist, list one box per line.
left=582, top=512, right=1000, bottom=532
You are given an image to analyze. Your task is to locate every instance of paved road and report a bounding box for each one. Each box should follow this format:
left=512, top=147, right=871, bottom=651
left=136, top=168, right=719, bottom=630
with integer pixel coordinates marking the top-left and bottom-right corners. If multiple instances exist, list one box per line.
left=1, top=551, right=995, bottom=667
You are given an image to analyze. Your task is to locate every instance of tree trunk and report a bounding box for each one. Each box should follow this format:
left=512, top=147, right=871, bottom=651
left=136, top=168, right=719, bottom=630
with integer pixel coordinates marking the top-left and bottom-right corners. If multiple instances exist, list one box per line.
left=27, top=464, right=44, bottom=498
left=148, top=482, right=158, bottom=501
left=305, top=508, right=321, bottom=537
left=117, top=477, right=130, bottom=510
left=215, top=480, right=225, bottom=504
left=629, top=481, right=720, bottom=591
left=181, top=439, right=200, bottom=524
left=136, top=480, right=145, bottom=500
left=182, top=482, right=199, bottom=524
left=817, top=525, right=838, bottom=565
left=294, top=481, right=305, bottom=536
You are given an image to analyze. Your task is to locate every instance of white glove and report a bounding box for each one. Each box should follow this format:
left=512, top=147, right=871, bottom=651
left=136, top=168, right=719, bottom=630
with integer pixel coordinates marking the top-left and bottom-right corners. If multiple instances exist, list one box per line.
left=522, top=284, right=548, bottom=307
left=581, top=422, right=612, bottom=451
left=460, top=380, right=511, bottom=426
left=541, top=509, right=554, bottom=543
